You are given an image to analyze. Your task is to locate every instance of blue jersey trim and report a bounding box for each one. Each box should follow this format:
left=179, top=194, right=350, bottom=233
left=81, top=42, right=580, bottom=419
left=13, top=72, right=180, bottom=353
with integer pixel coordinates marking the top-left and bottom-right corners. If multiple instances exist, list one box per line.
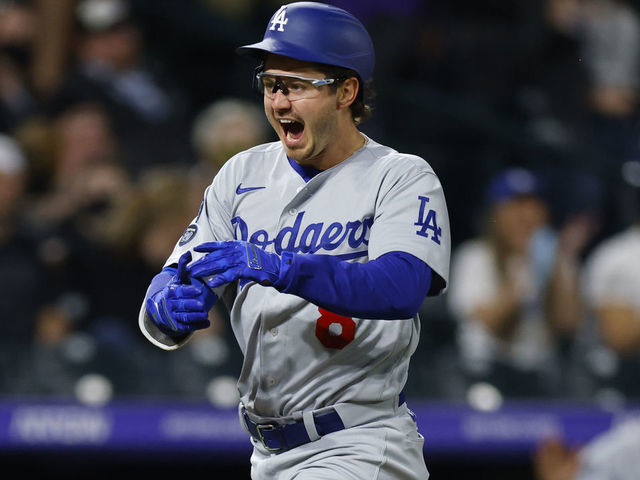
left=334, top=250, right=368, bottom=261
left=287, top=156, right=323, bottom=183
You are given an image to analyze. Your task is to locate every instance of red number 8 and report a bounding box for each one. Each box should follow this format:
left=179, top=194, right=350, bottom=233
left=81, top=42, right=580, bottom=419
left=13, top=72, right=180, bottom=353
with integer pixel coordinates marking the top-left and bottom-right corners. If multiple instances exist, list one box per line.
left=315, top=308, right=356, bottom=349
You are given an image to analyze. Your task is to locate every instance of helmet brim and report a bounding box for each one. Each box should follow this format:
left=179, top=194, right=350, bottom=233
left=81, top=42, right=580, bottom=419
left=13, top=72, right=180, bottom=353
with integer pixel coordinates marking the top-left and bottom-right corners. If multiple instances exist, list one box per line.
left=237, top=38, right=370, bottom=81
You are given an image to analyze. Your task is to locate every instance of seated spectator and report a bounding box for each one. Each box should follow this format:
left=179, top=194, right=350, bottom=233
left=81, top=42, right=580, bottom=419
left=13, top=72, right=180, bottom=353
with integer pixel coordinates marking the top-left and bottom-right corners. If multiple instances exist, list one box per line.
left=48, top=0, right=192, bottom=175
left=447, top=168, right=593, bottom=398
left=580, top=160, right=640, bottom=400
left=26, top=101, right=132, bottom=237
left=19, top=101, right=154, bottom=395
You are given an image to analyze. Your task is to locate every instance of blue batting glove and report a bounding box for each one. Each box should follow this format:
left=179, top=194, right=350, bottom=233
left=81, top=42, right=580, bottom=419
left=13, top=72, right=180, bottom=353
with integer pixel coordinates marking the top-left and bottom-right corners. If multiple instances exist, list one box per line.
left=189, top=241, right=283, bottom=289
left=145, top=251, right=217, bottom=336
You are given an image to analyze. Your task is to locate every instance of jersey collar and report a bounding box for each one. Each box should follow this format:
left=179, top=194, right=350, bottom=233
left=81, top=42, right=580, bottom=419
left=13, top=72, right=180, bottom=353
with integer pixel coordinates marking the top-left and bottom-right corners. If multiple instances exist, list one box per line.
left=287, top=156, right=323, bottom=183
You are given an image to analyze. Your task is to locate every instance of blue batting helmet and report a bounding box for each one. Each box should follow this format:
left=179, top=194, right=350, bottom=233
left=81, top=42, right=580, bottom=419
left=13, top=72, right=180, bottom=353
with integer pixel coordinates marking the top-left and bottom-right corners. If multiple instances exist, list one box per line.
left=237, top=2, right=375, bottom=81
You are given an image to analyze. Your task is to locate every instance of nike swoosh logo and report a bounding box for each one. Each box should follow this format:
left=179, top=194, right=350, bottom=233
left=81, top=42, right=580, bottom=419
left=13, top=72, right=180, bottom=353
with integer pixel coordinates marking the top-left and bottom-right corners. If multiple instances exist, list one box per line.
left=236, top=184, right=266, bottom=195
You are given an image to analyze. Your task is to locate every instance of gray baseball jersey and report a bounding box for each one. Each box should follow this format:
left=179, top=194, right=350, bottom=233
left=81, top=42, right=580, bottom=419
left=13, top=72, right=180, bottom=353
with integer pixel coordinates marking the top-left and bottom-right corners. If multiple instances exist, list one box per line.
left=140, top=134, right=450, bottom=419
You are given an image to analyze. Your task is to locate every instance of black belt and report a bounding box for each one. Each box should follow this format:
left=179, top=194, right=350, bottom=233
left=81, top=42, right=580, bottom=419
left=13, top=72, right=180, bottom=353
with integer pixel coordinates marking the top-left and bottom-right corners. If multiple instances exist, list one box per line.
left=242, top=392, right=406, bottom=453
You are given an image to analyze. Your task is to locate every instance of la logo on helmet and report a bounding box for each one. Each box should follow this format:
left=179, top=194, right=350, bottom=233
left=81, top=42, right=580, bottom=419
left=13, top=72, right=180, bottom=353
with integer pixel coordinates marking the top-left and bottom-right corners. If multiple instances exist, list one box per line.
left=270, top=6, right=288, bottom=31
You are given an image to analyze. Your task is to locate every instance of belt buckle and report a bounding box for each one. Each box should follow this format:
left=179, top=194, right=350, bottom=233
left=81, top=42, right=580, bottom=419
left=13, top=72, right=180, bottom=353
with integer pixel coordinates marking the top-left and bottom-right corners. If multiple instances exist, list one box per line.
left=256, top=423, right=281, bottom=452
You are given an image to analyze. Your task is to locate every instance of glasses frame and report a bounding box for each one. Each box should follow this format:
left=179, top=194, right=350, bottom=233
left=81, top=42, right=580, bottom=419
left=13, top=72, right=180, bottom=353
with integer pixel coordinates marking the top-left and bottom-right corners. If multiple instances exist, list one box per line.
left=255, top=71, right=344, bottom=100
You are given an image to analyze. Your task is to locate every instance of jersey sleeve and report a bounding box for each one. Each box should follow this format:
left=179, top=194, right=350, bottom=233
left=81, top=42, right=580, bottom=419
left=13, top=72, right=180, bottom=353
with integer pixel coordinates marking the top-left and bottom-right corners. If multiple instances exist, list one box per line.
left=367, top=164, right=451, bottom=293
left=164, top=180, right=236, bottom=267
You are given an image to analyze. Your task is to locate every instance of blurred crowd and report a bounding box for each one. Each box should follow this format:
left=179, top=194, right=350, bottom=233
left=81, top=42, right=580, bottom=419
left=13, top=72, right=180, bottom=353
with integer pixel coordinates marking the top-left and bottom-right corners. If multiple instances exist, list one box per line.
left=0, top=0, right=639, bottom=410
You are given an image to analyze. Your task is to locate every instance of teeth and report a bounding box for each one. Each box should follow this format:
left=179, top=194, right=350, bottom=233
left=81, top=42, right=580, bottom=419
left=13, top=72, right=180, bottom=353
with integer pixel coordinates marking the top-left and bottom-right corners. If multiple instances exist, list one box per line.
left=279, top=119, right=293, bottom=123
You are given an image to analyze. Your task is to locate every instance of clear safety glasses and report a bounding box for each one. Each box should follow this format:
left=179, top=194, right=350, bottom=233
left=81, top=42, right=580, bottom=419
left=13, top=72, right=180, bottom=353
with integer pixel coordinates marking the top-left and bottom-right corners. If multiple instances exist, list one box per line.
left=255, top=72, right=344, bottom=101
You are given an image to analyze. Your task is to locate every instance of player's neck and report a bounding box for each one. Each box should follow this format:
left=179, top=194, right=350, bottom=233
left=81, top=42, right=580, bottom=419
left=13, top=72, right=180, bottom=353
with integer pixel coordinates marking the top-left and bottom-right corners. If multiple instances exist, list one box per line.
left=313, top=124, right=365, bottom=171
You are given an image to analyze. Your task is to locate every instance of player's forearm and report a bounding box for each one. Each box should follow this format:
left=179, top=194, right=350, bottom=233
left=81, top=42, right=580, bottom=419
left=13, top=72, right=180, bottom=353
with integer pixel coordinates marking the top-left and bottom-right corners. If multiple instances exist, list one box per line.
left=275, top=250, right=432, bottom=319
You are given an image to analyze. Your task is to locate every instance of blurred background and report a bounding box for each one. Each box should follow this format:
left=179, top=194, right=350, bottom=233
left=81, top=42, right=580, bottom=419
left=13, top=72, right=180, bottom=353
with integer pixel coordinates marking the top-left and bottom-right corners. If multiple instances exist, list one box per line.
left=1, top=0, right=640, bottom=478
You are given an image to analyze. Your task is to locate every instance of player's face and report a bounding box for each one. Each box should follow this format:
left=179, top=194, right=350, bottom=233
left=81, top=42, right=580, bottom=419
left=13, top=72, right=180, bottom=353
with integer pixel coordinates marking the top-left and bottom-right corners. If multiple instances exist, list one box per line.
left=262, top=55, right=351, bottom=168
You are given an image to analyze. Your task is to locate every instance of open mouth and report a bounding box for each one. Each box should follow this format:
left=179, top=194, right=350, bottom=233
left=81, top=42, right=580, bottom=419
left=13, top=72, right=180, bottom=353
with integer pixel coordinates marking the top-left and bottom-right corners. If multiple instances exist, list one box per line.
left=279, top=119, right=305, bottom=144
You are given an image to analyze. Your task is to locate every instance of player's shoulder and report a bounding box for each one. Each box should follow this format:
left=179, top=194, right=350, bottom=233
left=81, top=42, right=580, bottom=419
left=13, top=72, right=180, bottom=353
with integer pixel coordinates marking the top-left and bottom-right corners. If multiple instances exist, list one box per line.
left=213, top=141, right=282, bottom=178
left=362, top=136, right=436, bottom=176
left=227, top=141, right=282, bottom=164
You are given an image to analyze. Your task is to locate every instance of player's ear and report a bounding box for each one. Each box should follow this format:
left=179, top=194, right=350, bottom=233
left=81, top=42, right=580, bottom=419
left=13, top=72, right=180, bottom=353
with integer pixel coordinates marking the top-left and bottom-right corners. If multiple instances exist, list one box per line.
left=336, top=77, right=359, bottom=110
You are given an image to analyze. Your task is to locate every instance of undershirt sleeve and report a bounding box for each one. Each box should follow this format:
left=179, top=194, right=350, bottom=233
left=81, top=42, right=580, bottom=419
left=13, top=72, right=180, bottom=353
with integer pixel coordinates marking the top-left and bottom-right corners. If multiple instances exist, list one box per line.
left=274, top=250, right=434, bottom=319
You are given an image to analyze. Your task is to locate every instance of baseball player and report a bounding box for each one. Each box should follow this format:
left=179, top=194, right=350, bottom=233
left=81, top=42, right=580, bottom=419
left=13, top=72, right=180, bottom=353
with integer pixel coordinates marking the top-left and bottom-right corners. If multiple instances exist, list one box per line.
left=139, top=2, right=450, bottom=479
